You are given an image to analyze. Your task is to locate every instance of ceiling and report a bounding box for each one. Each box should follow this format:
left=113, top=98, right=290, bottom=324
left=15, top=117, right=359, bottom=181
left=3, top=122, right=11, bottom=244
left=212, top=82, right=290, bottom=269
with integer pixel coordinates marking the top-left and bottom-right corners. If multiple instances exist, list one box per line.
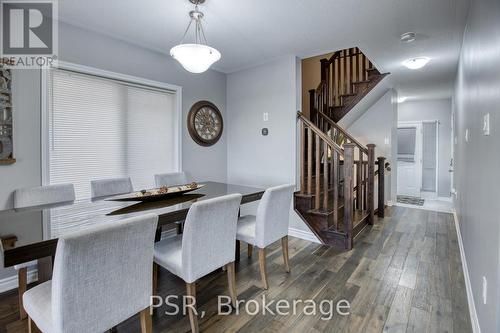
left=58, top=0, right=470, bottom=100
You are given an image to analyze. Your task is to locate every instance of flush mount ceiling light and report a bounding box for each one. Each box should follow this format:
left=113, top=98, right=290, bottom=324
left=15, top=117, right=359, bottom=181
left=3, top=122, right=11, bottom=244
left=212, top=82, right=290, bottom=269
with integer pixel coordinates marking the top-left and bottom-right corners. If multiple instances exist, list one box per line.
left=403, top=57, right=430, bottom=70
left=400, top=32, right=417, bottom=43
left=170, top=0, right=221, bottom=74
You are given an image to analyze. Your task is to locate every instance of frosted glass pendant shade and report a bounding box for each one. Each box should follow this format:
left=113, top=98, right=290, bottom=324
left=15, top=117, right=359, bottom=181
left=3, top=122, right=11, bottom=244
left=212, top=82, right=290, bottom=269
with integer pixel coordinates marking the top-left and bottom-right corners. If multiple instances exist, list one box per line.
left=170, top=43, right=221, bottom=74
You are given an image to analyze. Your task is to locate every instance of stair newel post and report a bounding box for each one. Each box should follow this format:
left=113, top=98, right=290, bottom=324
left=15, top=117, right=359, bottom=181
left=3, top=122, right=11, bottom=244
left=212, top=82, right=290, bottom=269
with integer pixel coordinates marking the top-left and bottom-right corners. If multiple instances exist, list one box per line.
left=332, top=150, right=339, bottom=229
left=367, top=144, right=376, bottom=225
left=377, top=156, right=386, bottom=218
left=343, top=143, right=356, bottom=250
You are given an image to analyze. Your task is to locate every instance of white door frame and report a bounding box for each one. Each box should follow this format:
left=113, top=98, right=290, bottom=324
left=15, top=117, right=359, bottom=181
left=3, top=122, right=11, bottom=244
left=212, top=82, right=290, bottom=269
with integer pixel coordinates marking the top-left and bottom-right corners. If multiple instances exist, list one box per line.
left=397, top=121, right=422, bottom=197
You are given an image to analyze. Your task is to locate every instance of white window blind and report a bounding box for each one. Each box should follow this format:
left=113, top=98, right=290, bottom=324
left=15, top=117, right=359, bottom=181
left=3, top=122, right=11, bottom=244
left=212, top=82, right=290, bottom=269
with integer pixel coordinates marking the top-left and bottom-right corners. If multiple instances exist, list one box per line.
left=48, top=68, right=180, bottom=199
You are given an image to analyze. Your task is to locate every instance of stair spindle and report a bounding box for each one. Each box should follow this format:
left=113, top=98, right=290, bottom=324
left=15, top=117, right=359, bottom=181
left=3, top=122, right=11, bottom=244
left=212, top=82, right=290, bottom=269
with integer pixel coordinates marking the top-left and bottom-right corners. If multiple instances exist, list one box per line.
left=315, top=134, right=321, bottom=210
left=323, top=141, right=329, bottom=210
left=367, top=144, right=375, bottom=225
left=307, top=127, right=313, bottom=195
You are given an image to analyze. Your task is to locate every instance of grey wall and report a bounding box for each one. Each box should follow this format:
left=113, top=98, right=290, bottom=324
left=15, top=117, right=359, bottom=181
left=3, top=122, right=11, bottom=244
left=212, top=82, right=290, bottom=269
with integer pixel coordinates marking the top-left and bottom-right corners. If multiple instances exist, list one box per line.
left=0, top=22, right=227, bottom=280
left=453, top=0, right=500, bottom=331
left=398, top=99, right=453, bottom=197
left=346, top=90, right=398, bottom=204
left=226, top=55, right=310, bottom=232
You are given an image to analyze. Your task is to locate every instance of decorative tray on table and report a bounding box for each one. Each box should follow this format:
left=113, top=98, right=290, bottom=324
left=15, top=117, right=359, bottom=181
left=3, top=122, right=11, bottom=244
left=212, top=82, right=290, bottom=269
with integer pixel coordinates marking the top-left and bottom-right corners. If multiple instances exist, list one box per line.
left=106, top=182, right=204, bottom=202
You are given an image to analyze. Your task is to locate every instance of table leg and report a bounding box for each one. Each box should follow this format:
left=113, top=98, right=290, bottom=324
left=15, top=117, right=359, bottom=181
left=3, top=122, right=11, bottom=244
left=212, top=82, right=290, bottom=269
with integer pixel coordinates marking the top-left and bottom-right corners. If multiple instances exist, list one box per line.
left=155, top=228, right=162, bottom=242
left=37, top=257, right=53, bottom=283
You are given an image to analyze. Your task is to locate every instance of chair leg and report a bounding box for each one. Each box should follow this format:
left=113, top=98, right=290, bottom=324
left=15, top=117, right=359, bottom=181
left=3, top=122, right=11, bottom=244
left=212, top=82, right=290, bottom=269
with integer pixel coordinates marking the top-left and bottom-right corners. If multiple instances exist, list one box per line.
left=247, top=244, right=253, bottom=258
left=281, top=236, right=291, bottom=273
left=18, top=267, right=27, bottom=320
left=258, top=248, right=269, bottom=290
left=152, top=263, right=158, bottom=295
left=176, top=221, right=183, bottom=235
left=186, top=282, right=199, bottom=333
left=28, top=316, right=41, bottom=333
left=226, top=262, right=237, bottom=308
left=139, top=307, right=152, bottom=333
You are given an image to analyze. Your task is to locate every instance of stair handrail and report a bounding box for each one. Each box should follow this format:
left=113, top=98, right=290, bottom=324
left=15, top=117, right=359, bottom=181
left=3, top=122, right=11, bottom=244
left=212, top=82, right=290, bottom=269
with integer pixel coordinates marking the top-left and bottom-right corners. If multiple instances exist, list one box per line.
left=316, top=111, right=369, bottom=154
left=297, top=112, right=344, bottom=155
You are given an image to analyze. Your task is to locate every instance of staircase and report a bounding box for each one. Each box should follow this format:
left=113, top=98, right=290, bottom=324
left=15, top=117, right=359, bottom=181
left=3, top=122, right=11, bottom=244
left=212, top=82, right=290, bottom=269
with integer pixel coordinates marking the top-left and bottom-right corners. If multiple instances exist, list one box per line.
left=295, top=48, right=390, bottom=250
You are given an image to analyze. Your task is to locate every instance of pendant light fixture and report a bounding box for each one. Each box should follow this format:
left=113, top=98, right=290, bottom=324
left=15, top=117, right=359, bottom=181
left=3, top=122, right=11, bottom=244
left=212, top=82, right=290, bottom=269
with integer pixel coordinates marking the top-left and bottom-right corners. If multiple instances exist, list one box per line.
left=170, top=0, right=221, bottom=74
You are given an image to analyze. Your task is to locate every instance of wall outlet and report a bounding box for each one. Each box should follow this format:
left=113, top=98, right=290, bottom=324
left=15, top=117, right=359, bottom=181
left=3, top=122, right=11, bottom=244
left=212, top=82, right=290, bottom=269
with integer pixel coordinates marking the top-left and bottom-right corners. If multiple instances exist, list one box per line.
left=263, top=112, right=269, bottom=122
left=482, top=276, right=487, bottom=304
left=465, top=129, right=469, bottom=142
left=483, top=113, right=490, bottom=136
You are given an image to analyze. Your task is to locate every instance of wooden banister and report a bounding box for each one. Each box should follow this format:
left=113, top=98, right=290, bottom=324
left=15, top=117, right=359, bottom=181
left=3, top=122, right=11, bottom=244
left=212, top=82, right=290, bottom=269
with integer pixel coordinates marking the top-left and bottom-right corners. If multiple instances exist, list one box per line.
left=316, top=111, right=368, bottom=154
left=297, top=112, right=343, bottom=155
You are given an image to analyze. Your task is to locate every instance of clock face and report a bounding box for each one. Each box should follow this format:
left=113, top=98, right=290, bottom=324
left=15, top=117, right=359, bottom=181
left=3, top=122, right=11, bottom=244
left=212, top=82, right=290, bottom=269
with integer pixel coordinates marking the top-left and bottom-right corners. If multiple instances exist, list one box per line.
left=188, top=101, right=223, bottom=146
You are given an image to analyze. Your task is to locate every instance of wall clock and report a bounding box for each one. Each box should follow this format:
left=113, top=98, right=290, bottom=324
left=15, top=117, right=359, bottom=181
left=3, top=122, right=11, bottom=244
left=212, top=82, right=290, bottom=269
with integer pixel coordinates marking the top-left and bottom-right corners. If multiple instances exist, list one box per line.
left=187, top=101, right=223, bottom=146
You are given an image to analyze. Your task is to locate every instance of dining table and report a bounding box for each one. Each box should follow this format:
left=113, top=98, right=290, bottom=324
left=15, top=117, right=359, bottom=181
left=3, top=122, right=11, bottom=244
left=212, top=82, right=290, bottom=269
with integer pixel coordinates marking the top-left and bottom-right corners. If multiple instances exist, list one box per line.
left=0, top=181, right=265, bottom=282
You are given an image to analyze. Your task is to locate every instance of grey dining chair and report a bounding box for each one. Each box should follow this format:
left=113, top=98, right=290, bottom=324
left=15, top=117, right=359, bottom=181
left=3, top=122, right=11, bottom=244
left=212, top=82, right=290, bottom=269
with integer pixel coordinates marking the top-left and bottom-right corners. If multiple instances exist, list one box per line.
left=154, top=172, right=188, bottom=187
left=153, top=194, right=242, bottom=333
left=90, top=177, right=133, bottom=199
left=23, top=214, right=158, bottom=333
left=12, top=183, right=75, bottom=320
left=154, top=172, right=189, bottom=234
left=236, top=184, right=295, bottom=289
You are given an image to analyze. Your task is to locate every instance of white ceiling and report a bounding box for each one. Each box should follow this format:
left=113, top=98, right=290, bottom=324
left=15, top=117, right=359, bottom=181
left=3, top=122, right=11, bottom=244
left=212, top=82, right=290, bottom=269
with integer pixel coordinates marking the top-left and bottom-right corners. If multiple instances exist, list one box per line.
left=58, top=0, right=470, bottom=100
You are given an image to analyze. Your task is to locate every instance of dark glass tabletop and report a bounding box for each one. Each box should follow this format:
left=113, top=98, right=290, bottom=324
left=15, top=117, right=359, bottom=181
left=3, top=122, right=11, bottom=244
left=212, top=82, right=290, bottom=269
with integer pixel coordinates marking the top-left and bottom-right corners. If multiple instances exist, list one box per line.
left=1, top=182, right=265, bottom=268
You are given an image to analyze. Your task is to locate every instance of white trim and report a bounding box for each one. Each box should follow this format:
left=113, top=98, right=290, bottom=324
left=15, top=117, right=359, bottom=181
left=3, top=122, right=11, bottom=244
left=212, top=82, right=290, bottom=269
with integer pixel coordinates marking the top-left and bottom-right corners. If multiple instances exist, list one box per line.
left=288, top=227, right=321, bottom=244
left=0, top=269, right=38, bottom=294
left=437, top=196, right=453, bottom=202
left=453, top=211, right=481, bottom=333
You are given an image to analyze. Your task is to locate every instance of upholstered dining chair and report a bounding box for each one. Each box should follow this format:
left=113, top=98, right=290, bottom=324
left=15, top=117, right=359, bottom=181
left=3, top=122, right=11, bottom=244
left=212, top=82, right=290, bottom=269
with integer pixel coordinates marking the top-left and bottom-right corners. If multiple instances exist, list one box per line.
left=154, top=172, right=189, bottom=234
left=153, top=194, right=242, bottom=333
left=236, top=184, right=295, bottom=289
left=90, top=177, right=133, bottom=199
left=23, top=214, right=158, bottom=333
left=154, top=172, right=188, bottom=187
left=13, top=183, right=75, bottom=320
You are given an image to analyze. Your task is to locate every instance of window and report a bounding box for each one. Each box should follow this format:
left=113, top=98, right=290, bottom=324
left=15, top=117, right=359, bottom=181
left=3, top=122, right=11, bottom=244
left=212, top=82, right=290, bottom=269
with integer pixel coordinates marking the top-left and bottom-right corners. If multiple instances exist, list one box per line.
left=46, top=68, right=180, bottom=199
left=397, top=127, right=416, bottom=162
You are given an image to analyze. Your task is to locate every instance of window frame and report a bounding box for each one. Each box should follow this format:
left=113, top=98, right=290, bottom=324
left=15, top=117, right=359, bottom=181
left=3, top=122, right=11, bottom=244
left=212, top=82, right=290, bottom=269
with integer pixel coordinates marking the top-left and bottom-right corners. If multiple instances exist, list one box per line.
left=40, top=61, right=183, bottom=237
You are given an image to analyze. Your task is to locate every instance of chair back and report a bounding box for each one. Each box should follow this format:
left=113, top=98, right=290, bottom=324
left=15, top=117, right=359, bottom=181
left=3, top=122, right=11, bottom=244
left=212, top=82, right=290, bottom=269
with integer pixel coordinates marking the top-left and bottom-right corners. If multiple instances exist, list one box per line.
left=90, top=177, right=133, bottom=199
left=181, top=194, right=242, bottom=283
left=255, top=184, right=295, bottom=248
left=154, top=172, right=188, bottom=187
left=14, top=184, right=75, bottom=209
left=51, top=214, right=158, bottom=333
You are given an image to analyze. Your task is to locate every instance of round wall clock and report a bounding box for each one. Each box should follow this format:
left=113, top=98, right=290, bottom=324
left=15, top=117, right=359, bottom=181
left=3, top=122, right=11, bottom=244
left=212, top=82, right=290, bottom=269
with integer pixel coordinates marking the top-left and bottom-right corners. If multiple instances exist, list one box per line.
left=187, top=101, right=223, bottom=146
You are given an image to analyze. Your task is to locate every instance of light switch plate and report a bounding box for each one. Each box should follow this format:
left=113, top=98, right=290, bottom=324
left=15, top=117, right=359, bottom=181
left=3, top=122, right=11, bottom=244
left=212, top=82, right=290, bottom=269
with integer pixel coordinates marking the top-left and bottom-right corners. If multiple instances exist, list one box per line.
left=384, top=138, right=390, bottom=145
left=465, top=129, right=469, bottom=142
left=483, top=113, right=490, bottom=136
left=263, top=113, right=269, bottom=122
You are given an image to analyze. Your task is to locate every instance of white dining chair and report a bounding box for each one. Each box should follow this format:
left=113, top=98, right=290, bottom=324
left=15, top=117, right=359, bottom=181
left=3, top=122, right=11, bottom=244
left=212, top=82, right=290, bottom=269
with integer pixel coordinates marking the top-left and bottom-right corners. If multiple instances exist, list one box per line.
left=12, top=184, right=75, bottom=320
left=153, top=194, right=242, bottom=333
left=154, top=172, right=189, bottom=234
left=90, top=177, right=133, bottom=199
left=23, top=214, right=158, bottom=333
left=236, top=184, right=295, bottom=289
left=154, top=172, right=188, bottom=187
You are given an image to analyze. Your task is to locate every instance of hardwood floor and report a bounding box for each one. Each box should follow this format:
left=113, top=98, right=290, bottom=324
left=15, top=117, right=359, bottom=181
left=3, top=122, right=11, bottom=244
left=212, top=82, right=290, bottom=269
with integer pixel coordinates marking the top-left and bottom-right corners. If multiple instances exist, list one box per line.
left=0, top=206, right=472, bottom=333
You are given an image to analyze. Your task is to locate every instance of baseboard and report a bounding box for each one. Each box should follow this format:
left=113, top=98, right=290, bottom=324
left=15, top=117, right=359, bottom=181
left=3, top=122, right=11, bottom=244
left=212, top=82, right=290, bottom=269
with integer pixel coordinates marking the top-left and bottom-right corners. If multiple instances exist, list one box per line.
left=453, top=211, right=481, bottom=333
left=437, top=196, right=453, bottom=202
left=288, top=227, right=321, bottom=244
left=0, top=268, right=38, bottom=294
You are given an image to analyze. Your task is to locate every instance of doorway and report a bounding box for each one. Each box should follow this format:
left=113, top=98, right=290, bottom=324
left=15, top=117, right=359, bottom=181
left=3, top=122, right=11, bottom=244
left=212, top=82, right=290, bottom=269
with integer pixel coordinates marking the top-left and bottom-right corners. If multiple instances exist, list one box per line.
left=397, top=120, right=439, bottom=200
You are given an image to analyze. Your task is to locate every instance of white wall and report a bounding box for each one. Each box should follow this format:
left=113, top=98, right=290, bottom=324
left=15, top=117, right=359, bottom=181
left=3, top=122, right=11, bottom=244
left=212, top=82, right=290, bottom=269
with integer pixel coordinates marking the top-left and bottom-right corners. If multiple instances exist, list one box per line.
left=226, top=55, right=311, bottom=232
left=453, top=0, right=500, bottom=331
left=346, top=90, right=398, bottom=203
left=398, top=99, right=452, bottom=197
left=0, top=22, right=228, bottom=280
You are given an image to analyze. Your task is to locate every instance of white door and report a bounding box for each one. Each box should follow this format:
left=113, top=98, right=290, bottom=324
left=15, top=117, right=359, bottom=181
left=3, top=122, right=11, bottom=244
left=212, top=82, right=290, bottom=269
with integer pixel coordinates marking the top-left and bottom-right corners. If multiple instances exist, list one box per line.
left=397, top=123, right=422, bottom=197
